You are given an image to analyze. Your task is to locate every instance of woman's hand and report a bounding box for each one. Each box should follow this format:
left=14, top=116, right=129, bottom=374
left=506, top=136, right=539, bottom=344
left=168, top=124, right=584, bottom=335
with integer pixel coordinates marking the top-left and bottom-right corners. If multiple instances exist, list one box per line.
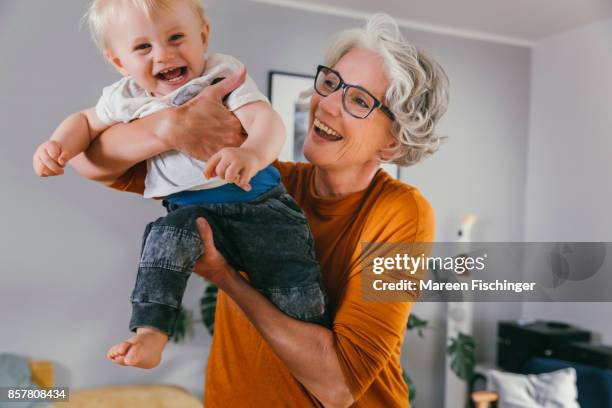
left=160, top=69, right=248, bottom=161
left=71, top=69, right=249, bottom=184
left=193, top=218, right=242, bottom=289
left=192, top=217, right=353, bottom=408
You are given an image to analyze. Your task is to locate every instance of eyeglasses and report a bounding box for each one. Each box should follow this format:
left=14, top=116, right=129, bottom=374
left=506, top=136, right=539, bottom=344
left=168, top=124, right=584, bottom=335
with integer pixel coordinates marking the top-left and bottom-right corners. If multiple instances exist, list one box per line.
left=314, top=65, right=395, bottom=121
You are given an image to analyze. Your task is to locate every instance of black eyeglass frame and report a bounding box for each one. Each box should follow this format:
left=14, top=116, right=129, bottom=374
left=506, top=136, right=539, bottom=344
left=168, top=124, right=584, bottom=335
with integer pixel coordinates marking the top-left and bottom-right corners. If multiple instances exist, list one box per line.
left=314, top=65, right=395, bottom=121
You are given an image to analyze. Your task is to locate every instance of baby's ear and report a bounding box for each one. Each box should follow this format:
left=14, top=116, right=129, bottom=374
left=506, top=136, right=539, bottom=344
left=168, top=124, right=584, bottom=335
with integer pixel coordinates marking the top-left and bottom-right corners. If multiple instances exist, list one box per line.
left=105, top=50, right=128, bottom=76
left=200, top=19, right=210, bottom=47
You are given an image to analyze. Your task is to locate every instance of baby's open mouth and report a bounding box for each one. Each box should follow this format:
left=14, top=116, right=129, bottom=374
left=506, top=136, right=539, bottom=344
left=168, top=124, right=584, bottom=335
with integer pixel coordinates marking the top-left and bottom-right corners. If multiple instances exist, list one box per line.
left=156, top=67, right=187, bottom=83
left=314, top=117, right=343, bottom=141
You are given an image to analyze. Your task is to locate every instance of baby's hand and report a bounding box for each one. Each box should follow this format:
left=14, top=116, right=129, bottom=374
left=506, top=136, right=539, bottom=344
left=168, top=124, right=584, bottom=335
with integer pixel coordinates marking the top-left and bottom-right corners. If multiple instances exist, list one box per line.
left=33, top=140, right=69, bottom=177
left=204, top=147, right=262, bottom=191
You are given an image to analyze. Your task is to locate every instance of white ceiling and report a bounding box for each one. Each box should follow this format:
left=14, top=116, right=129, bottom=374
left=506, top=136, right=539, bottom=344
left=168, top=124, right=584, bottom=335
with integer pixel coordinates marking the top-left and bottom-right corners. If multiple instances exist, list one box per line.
left=251, top=0, right=612, bottom=46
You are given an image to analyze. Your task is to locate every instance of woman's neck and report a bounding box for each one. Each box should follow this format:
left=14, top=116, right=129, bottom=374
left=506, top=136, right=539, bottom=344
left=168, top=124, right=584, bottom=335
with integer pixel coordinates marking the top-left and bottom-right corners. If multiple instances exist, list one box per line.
left=313, top=162, right=380, bottom=198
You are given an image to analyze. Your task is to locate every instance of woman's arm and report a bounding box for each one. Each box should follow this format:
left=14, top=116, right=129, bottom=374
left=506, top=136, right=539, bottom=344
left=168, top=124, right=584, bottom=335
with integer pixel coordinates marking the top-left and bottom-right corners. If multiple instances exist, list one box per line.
left=222, top=271, right=353, bottom=407
left=194, top=218, right=354, bottom=408
left=70, top=69, right=248, bottom=184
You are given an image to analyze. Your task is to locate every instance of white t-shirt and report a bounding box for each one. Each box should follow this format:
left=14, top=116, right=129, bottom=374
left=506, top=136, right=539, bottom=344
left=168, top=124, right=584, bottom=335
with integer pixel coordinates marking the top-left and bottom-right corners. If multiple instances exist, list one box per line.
left=95, top=53, right=269, bottom=198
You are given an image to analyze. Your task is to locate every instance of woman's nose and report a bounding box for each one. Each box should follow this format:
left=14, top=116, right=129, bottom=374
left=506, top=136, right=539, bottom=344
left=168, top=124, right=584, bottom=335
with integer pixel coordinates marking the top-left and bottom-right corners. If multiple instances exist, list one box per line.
left=318, top=89, right=343, bottom=117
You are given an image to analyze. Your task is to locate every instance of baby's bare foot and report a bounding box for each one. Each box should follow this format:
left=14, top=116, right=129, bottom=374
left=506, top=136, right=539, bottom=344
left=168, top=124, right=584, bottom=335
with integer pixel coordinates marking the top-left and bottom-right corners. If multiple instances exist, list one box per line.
left=106, top=328, right=168, bottom=369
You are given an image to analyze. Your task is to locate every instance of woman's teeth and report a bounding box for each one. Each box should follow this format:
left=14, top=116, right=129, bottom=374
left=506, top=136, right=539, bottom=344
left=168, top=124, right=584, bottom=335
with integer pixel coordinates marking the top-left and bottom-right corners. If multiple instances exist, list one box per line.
left=314, top=118, right=342, bottom=140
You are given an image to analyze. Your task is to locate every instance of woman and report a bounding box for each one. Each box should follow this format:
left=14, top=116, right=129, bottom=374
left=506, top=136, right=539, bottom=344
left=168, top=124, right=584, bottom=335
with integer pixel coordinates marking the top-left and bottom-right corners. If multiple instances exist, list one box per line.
left=73, top=14, right=448, bottom=408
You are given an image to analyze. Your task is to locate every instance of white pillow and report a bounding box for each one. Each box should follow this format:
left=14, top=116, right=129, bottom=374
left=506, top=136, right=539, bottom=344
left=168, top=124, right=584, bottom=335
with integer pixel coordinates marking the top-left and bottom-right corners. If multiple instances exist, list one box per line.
left=487, top=367, right=579, bottom=408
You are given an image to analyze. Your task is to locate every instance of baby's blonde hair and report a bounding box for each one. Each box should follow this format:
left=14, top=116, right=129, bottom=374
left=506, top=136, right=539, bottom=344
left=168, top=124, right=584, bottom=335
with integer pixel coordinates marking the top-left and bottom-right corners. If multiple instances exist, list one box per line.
left=85, top=0, right=206, bottom=51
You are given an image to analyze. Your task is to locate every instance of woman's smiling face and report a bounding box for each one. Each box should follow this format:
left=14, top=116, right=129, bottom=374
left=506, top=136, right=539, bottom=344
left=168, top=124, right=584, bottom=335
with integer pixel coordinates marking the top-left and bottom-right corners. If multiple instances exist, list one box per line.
left=304, top=48, right=396, bottom=170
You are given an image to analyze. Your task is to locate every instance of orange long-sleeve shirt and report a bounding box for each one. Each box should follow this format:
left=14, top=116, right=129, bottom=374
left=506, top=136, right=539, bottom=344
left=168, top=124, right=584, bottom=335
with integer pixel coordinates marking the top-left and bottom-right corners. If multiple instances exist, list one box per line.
left=111, top=161, right=434, bottom=407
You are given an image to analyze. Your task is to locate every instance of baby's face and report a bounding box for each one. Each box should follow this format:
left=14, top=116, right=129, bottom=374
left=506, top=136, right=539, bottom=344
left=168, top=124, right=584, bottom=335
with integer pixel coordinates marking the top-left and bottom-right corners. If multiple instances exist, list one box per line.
left=105, top=2, right=208, bottom=96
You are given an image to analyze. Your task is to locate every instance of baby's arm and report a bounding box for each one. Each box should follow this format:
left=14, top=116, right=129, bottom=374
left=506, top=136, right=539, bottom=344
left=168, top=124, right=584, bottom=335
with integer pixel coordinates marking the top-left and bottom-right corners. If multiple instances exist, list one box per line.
left=204, top=101, right=285, bottom=190
left=33, top=108, right=110, bottom=177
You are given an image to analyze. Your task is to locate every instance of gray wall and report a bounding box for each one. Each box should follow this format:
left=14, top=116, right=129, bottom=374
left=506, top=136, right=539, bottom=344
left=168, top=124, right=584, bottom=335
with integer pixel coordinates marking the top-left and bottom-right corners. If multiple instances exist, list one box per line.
left=0, top=0, right=531, bottom=406
left=522, top=18, right=612, bottom=343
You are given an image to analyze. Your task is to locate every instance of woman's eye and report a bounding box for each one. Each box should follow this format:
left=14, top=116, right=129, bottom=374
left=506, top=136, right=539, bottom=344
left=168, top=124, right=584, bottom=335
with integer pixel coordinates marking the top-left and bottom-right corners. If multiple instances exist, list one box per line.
left=134, top=43, right=151, bottom=52
left=169, top=34, right=184, bottom=41
left=354, top=97, right=370, bottom=109
left=324, top=79, right=336, bottom=89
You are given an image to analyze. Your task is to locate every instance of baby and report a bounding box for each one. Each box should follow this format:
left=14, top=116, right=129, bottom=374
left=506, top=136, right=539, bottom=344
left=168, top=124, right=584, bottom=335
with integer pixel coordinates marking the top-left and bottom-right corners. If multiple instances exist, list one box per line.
left=33, top=0, right=329, bottom=369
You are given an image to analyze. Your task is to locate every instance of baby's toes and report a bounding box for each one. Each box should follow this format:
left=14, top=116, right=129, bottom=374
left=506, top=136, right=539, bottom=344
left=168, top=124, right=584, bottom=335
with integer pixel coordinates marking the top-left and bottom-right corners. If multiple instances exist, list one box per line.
left=107, top=342, right=130, bottom=358
left=123, top=343, right=142, bottom=366
left=116, top=341, right=131, bottom=355
left=111, top=355, right=127, bottom=366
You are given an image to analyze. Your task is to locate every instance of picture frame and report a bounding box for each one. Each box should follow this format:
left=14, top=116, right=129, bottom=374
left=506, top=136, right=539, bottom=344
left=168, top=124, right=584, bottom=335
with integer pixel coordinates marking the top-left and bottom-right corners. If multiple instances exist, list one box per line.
left=268, top=70, right=314, bottom=162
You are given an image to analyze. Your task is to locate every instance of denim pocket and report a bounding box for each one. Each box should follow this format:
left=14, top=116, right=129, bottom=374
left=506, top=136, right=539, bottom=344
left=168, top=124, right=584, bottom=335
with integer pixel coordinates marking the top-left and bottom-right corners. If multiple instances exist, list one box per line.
left=139, top=225, right=203, bottom=272
left=266, top=194, right=308, bottom=224
left=262, top=283, right=326, bottom=320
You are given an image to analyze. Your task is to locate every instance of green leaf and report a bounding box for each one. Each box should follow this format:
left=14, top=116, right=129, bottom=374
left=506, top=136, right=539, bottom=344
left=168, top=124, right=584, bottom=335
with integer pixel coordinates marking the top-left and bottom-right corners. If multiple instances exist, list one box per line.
left=407, top=314, right=428, bottom=338
left=403, top=369, right=416, bottom=404
left=200, top=283, right=218, bottom=336
left=171, top=305, right=193, bottom=343
left=446, top=332, right=476, bottom=382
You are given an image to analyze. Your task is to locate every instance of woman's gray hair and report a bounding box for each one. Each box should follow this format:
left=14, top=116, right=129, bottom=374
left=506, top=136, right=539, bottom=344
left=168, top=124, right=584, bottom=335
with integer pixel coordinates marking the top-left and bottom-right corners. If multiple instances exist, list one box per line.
left=324, top=14, right=449, bottom=166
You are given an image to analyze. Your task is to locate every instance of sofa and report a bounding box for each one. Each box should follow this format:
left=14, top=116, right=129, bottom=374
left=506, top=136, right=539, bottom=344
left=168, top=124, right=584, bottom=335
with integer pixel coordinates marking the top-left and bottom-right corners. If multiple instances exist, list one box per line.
left=27, top=360, right=202, bottom=408
left=471, top=357, right=612, bottom=408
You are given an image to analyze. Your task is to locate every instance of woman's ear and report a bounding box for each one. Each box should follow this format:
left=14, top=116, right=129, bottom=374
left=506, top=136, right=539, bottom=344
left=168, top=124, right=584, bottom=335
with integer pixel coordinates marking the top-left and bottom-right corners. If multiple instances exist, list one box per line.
left=378, top=136, right=401, bottom=161
left=105, top=50, right=129, bottom=76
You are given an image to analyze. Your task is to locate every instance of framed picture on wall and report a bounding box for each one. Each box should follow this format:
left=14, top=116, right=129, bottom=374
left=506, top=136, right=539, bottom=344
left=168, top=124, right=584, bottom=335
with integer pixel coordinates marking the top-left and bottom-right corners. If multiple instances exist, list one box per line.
left=268, top=70, right=314, bottom=162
